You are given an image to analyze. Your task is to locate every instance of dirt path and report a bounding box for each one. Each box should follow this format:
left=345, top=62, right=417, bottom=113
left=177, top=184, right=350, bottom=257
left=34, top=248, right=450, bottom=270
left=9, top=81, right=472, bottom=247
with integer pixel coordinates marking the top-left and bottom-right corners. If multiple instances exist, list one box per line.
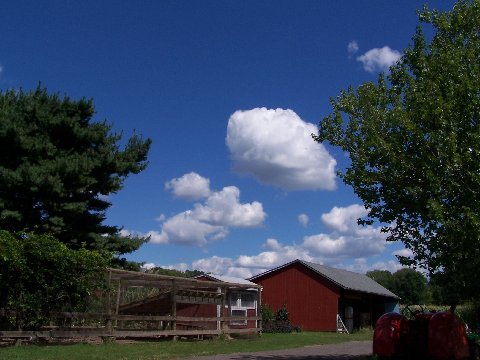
left=185, top=340, right=373, bottom=360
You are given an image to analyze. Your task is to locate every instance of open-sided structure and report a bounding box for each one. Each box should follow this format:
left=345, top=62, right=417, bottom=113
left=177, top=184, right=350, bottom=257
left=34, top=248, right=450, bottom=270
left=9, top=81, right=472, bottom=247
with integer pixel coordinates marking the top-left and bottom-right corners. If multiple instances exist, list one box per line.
left=0, top=268, right=262, bottom=342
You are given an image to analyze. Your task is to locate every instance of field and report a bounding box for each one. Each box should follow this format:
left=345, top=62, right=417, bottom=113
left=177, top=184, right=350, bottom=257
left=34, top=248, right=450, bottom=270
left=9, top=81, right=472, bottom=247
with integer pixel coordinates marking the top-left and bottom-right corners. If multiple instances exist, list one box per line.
left=0, top=330, right=373, bottom=360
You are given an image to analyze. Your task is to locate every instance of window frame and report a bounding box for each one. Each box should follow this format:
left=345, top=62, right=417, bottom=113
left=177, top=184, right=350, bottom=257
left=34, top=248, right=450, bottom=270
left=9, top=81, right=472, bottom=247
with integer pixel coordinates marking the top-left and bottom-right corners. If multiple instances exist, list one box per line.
left=229, top=290, right=257, bottom=326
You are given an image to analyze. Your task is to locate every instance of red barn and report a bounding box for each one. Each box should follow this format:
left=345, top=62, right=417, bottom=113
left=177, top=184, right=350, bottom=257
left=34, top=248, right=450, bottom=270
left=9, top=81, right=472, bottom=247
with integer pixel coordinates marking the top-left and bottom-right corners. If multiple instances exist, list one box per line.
left=249, top=259, right=399, bottom=332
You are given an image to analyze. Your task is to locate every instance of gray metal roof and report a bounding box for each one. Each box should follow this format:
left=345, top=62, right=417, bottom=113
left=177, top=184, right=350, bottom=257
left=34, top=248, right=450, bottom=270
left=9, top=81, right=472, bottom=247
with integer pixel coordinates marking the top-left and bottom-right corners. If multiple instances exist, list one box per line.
left=201, top=274, right=258, bottom=287
left=249, top=259, right=399, bottom=299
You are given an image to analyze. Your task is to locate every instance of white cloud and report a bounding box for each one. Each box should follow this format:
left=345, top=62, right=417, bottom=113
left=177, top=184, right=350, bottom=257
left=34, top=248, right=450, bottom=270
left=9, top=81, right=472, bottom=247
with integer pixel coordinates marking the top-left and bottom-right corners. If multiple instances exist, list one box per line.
left=149, top=212, right=228, bottom=246
left=264, top=238, right=282, bottom=251
left=321, top=204, right=367, bottom=233
left=393, top=248, right=413, bottom=258
left=145, top=204, right=394, bottom=278
left=141, top=262, right=157, bottom=271
left=165, top=172, right=211, bottom=201
left=145, top=230, right=169, bottom=244
left=344, top=258, right=403, bottom=274
left=304, top=204, right=386, bottom=259
left=193, top=256, right=235, bottom=275
left=226, top=108, right=337, bottom=191
left=298, top=213, right=309, bottom=227
left=347, top=40, right=359, bottom=54
left=193, top=186, right=265, bottom=227
left=147, top=179, right=266, bottom=247
left=357, top=46, right=401, bottom=73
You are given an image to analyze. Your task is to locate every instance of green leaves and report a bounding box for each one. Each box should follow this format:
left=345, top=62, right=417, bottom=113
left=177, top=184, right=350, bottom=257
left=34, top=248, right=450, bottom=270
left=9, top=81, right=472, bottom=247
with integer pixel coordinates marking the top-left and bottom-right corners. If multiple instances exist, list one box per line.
left=315, top=0, right=480, bottom=303
left=0, top=231, right=109, bottom=330
left=0, top=86, right=151, bottom=255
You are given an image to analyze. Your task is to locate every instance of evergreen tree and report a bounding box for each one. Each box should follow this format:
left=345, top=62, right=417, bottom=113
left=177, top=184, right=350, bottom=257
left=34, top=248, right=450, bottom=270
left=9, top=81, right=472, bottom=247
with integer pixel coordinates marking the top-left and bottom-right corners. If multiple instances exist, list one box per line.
left=0, top=86, right=151, bottom=256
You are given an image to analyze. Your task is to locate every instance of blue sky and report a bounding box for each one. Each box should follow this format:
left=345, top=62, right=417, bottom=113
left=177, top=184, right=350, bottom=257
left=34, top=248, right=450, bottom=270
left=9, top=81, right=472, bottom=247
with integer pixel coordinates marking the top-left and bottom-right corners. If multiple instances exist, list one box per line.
left=1, top=0, right=452, bottom=277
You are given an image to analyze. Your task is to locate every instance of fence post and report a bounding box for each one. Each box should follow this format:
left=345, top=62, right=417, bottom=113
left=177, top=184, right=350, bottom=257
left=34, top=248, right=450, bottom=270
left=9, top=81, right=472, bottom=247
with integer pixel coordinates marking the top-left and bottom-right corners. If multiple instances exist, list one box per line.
left=171, top=279, right=177, bottom=339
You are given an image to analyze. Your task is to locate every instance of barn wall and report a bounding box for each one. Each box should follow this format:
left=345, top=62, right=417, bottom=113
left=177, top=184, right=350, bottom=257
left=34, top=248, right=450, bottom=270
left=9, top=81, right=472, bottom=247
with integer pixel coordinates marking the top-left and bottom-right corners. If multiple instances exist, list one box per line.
left=177, top=303, right=218, bottom=330
left=254, top=263, right=341, bottom=331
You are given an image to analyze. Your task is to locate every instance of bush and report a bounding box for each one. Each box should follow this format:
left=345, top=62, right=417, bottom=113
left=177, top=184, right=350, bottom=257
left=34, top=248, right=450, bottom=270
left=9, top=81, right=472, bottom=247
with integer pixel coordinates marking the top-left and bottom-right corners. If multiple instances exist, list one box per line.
left=261, top=304, right=275, bottom=323
left=262, top=320, right=301, bottom=333
left=0, top=231, right=109, bottom=330
left=261, top=304, right=301, bottom=333
left=275, top=305, right=289, bottom=322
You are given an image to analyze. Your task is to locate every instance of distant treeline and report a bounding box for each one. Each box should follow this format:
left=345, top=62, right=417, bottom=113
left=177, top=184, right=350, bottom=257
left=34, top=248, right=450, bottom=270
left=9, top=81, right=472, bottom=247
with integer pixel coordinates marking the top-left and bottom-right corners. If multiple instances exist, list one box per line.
left=145, top=267, right=204, bottom=278
left=367, top=268, right=457, bottom=305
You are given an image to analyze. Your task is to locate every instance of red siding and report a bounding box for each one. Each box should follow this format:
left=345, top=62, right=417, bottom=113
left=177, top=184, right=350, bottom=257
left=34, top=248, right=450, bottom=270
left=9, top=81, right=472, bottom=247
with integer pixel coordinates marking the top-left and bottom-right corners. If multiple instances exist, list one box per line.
left=254, top=262, right=340, bottom=331
left=177, top=303, right=217, bottom=330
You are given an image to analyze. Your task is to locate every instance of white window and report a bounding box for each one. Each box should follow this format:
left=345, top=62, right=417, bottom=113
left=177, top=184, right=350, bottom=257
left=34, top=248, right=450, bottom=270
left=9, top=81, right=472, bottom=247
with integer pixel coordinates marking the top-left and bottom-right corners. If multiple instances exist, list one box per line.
left=230, top=309, right=247, bottom=325
left=230, top=291, right=256, bottom=309
left=229, top=291, right=257, bottom=326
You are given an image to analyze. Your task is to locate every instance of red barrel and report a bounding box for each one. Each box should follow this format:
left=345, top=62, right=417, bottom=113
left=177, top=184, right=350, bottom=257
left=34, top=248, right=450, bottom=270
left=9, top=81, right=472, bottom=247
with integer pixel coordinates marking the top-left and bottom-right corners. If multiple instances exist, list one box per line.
left=373, top=312, right=408, bottom=358
left=428, top=311, right=469, bottom=360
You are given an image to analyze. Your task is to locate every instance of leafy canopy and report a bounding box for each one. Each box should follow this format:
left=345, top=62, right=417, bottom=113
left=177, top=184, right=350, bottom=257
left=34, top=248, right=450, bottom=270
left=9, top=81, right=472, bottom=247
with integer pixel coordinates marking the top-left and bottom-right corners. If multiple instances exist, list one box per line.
left=0, top=87, right=151, bottom=255
left=367, top=269, right=429, bottom=305
left=315, top=1, right=480, bottom=302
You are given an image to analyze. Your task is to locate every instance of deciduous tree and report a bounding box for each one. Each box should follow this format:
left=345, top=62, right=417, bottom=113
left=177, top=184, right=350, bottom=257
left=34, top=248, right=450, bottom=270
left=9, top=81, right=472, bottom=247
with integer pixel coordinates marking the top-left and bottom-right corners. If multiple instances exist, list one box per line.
left=314, top=0, right=480, bottom=304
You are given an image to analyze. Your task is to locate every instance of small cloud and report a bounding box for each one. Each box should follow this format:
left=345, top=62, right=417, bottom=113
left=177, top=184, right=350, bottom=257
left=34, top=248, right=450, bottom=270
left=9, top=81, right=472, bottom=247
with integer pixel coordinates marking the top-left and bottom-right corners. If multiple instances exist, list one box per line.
left=298, top=213, right=309, bottom=227
left=347, top=40, right=359, bottom=55
left=304, top=204, right=387, bottom=259
left=264, top=238, right=282, bottom=251
left=141, top=262, right=157, bottom=271
left=156, top=214, right=166, bottom=222
left=393, top=248, right=413, bottom=258
left=165, top=172, right=211, bottom=201
left=321, top=204, right=367, bottom=233
left=357, top=46, right=401, bottom=73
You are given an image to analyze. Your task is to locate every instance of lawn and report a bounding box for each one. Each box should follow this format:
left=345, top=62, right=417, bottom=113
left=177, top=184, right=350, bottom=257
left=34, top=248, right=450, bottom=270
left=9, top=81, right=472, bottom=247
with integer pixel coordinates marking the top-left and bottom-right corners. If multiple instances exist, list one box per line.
left=0, top=330, right=373, bottom=360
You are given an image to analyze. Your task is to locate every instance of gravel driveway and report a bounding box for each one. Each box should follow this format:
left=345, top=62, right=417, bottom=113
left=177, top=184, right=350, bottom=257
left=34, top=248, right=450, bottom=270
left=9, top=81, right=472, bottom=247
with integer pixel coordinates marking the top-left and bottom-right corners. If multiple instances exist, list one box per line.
left=185, top=340, right=373, bottom=360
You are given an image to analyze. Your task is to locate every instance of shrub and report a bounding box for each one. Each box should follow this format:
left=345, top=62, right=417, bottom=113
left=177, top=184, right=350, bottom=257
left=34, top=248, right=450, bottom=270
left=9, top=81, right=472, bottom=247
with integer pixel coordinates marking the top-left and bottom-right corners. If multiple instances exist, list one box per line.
left=261, top=304, right=301, bottom=333
left=275, top=304, right=289, bottom=322
left=261, top=304, right=275, bottom=323
left=0, top=231, right=109, bottom=330
left=262, top=320, right=301, bottom=333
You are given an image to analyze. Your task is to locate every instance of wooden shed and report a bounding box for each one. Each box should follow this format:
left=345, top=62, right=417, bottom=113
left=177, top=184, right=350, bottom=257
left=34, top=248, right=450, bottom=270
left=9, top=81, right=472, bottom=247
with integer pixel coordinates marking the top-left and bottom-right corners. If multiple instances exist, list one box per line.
left=249, top=259, right=399, bottom=332
left=119, top=272, right=261, bottom=332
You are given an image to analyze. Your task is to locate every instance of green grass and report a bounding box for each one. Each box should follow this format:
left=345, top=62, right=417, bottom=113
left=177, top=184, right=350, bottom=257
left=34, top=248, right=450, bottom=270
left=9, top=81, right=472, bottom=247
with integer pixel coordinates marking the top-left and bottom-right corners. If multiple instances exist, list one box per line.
left=0, top=330, right=373, bottom=360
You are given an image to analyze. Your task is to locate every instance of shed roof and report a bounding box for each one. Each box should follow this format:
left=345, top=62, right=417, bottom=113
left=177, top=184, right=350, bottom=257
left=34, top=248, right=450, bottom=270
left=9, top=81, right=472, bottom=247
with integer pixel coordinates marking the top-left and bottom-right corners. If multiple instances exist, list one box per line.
left=197, top=274, right=258, bottom=287
left=249, top=259, right=399, bottom=299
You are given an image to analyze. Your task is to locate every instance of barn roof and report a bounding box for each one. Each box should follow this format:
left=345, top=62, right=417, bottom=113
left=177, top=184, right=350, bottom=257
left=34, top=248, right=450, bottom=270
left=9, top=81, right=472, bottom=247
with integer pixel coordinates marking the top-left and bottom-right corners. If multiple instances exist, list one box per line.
left=249, top=259, right=399, bottom=299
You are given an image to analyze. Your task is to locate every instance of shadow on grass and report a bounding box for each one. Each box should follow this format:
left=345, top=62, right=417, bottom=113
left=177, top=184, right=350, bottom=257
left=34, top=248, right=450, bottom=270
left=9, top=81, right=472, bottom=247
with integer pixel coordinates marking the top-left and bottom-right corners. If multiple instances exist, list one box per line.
left=214, top=356, right=370, bottom=360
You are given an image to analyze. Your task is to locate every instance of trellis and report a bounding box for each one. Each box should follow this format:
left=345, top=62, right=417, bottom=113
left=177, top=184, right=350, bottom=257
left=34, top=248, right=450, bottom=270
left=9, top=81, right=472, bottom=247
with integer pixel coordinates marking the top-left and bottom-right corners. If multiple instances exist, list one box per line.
left=0, top=268, right=262, bottom=341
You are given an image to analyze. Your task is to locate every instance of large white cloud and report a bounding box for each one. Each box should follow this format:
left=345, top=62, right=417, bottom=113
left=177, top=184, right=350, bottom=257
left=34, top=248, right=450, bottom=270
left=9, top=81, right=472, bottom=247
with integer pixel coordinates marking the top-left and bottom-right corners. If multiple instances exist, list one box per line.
left=357, top=46, right=401, bottom=73
left=226, top=108, right=337, bottom=191
left=165, top=172, right=211, bottom=201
